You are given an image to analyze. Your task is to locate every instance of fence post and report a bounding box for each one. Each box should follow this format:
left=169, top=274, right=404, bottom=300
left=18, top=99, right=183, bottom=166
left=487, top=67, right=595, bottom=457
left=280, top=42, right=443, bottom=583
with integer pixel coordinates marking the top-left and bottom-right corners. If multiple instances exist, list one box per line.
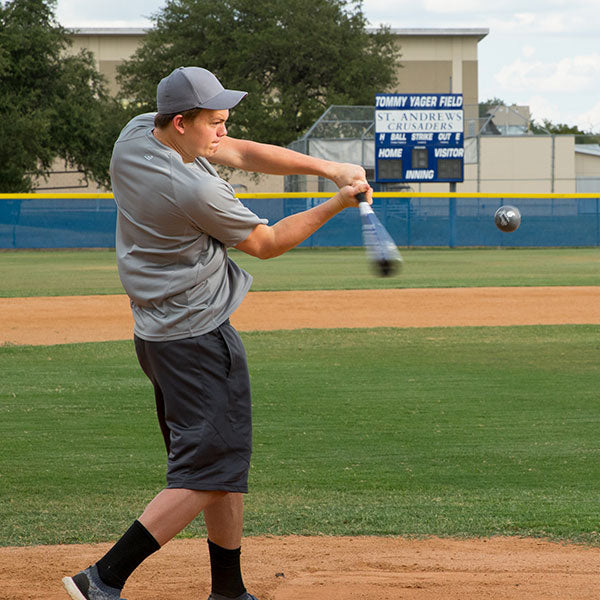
left=476, top=135, right=481, bottom=193
left=449, top=194, right=457, bottom=248
left=551, top=135, right=556, bottom=193
left=407, top=197, right=412, bottom=247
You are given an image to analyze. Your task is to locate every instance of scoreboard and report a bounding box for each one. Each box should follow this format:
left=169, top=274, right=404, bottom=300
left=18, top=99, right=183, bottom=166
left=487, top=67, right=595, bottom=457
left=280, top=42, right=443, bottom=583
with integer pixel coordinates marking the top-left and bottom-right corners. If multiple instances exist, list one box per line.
left=375, top=93, right=465, bottom=184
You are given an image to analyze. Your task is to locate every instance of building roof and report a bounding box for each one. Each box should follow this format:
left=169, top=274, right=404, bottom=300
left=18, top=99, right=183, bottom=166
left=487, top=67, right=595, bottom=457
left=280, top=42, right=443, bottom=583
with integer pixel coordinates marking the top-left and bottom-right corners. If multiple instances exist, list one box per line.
left=575, top=144, right=600, bottom=157
left=385, top=28, right=489, bottom=41
left=68, top=27, right=148, bottom=35
left=69, top=26, right=489, bottom=41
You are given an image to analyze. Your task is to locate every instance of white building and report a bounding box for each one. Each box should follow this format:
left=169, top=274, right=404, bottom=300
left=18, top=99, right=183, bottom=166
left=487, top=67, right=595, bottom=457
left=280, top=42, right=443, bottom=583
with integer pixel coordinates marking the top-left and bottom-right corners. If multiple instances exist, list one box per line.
left=37, top=27, right=600, bottom=194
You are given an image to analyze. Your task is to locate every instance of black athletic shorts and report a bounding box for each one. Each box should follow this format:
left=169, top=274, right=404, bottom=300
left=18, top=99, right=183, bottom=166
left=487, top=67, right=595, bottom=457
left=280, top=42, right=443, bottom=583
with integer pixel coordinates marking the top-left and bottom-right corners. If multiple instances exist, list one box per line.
left=134, top=320, right=252, bottom=493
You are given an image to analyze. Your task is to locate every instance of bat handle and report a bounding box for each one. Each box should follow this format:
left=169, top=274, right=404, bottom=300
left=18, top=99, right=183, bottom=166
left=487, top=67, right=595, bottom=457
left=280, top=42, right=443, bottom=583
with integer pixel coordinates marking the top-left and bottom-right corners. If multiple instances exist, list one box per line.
left=355, top=192, right=368, bottom=203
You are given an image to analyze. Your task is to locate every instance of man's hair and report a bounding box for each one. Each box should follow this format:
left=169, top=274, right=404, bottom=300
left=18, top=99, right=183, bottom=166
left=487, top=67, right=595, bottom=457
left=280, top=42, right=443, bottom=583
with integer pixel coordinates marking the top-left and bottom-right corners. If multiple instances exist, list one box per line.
left=154, top=107, right=204, bottom=129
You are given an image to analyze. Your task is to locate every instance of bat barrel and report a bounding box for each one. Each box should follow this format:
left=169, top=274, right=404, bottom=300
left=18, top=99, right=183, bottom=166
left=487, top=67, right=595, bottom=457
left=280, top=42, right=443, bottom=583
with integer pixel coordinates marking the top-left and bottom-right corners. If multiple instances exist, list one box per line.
left=355, top=192, right=402, bottom=277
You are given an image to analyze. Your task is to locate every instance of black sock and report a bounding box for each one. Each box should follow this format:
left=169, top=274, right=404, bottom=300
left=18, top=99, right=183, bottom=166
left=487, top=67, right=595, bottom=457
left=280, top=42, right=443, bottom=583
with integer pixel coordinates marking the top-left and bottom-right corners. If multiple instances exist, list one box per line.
left=208, top=538, right=246, bottom=598
left=96, top=520, right=161, bottom=590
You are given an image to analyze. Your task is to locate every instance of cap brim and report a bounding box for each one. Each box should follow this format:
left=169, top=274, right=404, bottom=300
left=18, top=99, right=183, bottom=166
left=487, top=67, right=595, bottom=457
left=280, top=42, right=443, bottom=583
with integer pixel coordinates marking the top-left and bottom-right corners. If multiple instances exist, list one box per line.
left=201, top=89, right=247, bottom=110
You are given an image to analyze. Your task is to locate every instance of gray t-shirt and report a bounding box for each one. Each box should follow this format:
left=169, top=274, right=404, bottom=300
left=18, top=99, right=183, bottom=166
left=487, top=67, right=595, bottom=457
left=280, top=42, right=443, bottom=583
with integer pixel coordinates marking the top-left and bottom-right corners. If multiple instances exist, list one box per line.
left=110, top=113, right=267, bottom=341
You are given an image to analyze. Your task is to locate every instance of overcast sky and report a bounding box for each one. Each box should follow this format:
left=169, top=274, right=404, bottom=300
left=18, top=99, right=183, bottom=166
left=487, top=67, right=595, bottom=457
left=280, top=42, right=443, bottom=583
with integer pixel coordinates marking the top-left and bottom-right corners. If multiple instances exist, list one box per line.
left=53, top=0, right=600, bottom=132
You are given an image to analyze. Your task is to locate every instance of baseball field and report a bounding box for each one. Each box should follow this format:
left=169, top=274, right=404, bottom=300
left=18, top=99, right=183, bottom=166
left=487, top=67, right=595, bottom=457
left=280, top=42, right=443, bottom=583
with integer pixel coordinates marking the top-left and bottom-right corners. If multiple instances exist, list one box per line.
left=1, top=247, right=600, bottom=599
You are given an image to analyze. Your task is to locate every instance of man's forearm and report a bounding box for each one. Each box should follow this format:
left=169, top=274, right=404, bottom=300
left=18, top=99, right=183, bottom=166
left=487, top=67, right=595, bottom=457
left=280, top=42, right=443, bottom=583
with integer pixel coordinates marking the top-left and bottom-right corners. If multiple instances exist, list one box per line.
left=268, top=196, right=345, bottom=256
left=235, top=195, right=345, bottom=259
left=212, top=137, right=363, bottom=186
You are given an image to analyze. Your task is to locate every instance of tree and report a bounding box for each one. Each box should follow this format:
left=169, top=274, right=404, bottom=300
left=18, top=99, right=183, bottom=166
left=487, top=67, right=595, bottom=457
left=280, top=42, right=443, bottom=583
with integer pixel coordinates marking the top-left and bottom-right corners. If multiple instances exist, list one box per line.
left=0, top=0, right=126, bottom=192
left=478, top=97, right=506, bottom=118
left=530, top=119, right=585, bottom=135
left=480, top=98, right=599, bottom=141
left=117, top=0, right=399, bottom=146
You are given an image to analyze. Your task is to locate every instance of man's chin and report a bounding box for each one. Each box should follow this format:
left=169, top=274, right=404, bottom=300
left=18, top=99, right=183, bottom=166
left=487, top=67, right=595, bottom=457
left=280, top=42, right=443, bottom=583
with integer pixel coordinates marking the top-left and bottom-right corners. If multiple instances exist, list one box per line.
left=198, top=147, right=217, bottom=159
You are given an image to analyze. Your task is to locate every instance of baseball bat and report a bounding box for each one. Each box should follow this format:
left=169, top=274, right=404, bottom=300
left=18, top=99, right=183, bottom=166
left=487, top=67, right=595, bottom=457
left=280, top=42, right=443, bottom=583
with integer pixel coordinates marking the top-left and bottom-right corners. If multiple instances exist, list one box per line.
left=356, top=192, right=402, bottom=277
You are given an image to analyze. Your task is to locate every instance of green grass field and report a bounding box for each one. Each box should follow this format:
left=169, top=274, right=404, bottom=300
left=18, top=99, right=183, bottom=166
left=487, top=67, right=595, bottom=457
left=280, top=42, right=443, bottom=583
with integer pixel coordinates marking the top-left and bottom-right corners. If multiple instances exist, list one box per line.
left=0, top=247, right=599, bottom=548
left=0, top=247, right=599, bottom=296
left=1, top=326, right=599, bottom=546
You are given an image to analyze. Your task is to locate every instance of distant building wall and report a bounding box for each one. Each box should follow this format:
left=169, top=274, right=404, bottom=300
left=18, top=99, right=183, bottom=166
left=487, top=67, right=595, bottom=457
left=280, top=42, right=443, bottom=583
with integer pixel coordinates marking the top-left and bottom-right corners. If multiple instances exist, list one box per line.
left=67, top=28, right=146, bottom=96
left=43, top=27, right=487, bottom=194
left=575, top=146, right=600, bottom=192
left=576, top=151, right=600, bottom=176
left=29, top=26, right=597, bottom=197
left=65, top=27, right=486, bottom=104
left=388, top=29, right=483, bottom=128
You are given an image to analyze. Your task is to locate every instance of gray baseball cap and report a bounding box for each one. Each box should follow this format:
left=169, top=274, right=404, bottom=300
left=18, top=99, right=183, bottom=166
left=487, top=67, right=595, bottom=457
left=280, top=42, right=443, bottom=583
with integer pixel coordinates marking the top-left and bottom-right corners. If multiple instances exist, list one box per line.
left=156, top=66, right=247, bottom=113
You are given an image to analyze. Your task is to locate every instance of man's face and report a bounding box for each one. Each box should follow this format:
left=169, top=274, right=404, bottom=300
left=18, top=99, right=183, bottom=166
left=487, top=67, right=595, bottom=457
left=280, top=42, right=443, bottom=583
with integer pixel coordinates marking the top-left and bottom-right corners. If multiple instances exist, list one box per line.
left=184, top=109, right=229, bottom=158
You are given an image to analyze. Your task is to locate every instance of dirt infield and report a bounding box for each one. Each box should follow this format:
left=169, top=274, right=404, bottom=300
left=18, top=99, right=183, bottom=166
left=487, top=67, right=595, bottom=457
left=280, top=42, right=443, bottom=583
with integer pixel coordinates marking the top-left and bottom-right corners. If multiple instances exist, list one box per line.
left=2, top=536, right=600, bottom=600
left=2, top=286, right=600, bottom=599
left=2, top=286, right=600, bottom=345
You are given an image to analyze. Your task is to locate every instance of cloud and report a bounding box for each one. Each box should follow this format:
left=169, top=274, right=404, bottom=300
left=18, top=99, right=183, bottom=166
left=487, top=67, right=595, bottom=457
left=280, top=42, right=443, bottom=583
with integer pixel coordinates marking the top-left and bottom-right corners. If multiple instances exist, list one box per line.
left=55, top=0, right=163, bottom=27
left=526, top=95, right=600, bottom=132
left=522, top=45, right=536, bottom=58
left=575, top=101, right=600, bottom=133
left=422, top=0, right=483, bottom=12
left=500, top=11, right=581, bottom=34
left=495, top=53, right=600, bottom=93
left=362, top=1, right=599, bottom=35
left=53, top=0, right=599, bottom=35
left=525, top=95, right=563, bottom=125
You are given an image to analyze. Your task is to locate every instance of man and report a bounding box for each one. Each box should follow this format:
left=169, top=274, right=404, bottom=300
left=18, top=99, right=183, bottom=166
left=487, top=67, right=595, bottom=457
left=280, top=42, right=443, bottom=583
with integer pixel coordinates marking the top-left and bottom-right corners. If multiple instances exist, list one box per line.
left=63, top=66, right=371, bottom=600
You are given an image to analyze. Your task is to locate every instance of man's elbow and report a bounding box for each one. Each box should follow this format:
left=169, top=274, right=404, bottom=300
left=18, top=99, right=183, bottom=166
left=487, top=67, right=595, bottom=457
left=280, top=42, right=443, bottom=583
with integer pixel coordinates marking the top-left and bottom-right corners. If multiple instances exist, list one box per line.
left=237, top=246, right=271, bottom=260
left=234, top=225, right=280, bottom=259
left=258, top=247, right=284, bottom=260
left=247, top=243, right=282, bottom=260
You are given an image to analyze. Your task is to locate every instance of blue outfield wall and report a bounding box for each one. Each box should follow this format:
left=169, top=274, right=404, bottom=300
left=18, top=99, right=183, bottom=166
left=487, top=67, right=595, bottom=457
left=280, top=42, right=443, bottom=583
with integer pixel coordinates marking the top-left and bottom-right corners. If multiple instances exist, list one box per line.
left=0, top=195, right=116, bottom=249
left=1, top=193, right=599, bottom=249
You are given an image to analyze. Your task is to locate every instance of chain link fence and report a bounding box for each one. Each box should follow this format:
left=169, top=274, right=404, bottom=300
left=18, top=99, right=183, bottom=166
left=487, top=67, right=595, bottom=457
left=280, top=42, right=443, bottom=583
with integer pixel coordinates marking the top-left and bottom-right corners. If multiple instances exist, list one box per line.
left=2, top=193, right=599, bottom=249
left=285, top=105, right=600, bottom=194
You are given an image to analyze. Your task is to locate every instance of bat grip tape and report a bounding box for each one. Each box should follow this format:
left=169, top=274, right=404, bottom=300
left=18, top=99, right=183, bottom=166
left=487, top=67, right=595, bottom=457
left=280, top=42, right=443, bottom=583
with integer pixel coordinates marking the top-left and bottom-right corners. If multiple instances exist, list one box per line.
left=356, top=192, right=374, bottom=216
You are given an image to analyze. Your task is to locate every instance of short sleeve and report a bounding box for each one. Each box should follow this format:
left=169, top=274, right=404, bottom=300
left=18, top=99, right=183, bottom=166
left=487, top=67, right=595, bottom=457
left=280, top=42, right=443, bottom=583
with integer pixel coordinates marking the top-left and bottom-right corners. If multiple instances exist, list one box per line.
left=174, top=168, right=268, bottom=247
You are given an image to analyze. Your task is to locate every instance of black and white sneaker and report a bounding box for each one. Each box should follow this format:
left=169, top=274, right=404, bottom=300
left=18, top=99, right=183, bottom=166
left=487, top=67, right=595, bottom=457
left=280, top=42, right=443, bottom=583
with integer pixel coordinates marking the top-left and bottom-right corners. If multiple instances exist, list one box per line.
left=62, top=564, right=127, bottom=600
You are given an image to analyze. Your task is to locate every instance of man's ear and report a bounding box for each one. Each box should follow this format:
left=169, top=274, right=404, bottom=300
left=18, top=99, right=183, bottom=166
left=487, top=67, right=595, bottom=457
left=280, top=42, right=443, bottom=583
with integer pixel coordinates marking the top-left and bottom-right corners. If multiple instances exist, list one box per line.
left=172, top=114, right=185, bottom=134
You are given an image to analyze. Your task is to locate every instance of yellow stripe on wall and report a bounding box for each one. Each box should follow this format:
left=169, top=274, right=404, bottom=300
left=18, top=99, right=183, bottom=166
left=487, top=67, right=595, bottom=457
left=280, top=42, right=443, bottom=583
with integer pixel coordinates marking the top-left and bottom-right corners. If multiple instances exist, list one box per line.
left=0, top=192, right=599, bottom=200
